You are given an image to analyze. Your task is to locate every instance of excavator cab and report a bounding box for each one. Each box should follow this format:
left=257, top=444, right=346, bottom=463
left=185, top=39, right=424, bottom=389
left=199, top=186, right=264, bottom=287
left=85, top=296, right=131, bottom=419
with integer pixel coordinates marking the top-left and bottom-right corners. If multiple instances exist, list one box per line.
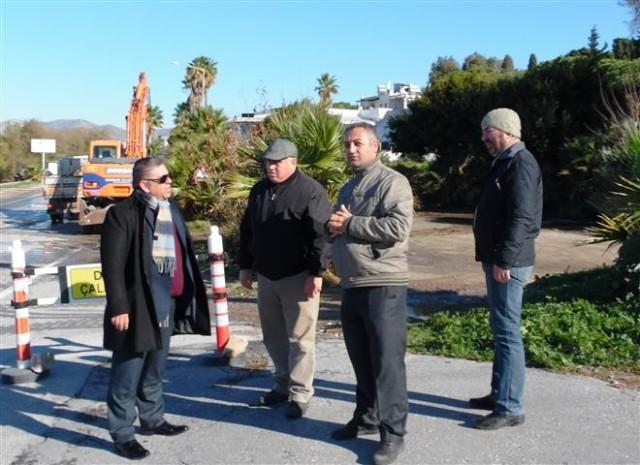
left=89, top=140, right=122, bottom=160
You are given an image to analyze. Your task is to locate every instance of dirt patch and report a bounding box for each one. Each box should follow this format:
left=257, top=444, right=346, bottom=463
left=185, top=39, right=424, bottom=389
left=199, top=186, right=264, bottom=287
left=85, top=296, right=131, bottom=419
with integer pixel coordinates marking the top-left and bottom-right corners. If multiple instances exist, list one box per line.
left=226, top=211, right=636, bottom=388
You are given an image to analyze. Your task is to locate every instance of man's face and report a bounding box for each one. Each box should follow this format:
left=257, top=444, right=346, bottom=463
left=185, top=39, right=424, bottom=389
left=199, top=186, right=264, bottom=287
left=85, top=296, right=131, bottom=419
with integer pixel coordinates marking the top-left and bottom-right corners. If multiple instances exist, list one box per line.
left=265, top=157, right=297, bottom=184
left=140, top=164, right=172, bottom=200
left=481, top=126, right=510, bottom=156
left=344, top=127, right=379, bottom=169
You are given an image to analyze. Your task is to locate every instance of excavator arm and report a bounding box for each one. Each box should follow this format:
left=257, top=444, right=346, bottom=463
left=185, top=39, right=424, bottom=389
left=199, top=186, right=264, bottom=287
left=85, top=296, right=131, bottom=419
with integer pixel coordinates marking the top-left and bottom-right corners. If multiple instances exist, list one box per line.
left=125, top=71, right=149, bottom=158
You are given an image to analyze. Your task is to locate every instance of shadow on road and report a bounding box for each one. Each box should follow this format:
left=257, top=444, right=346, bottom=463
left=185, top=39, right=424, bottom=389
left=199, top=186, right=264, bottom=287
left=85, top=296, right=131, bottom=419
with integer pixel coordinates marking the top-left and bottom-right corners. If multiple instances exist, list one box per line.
left=1, top=335, right=479, bottom=462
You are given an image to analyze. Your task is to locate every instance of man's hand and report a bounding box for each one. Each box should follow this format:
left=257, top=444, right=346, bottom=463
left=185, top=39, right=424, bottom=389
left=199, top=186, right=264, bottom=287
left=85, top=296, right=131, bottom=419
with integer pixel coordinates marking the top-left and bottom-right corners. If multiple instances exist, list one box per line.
left=111, top=314, right=129, bottom=332
left=493, top=264, right=511, bottom=283
left=304, top=276, right=323, bottom=299
left=328, top=204, right=352, bottom=238
left=239, top=269, right=253, bottom=290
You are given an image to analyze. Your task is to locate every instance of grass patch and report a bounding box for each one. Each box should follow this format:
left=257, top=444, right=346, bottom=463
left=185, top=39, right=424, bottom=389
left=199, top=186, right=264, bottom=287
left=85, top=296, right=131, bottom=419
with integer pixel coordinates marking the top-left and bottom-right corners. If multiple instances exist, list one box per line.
left=408, top=267, right=640, bottom=372
left=526, top=266, right=624, bottom=304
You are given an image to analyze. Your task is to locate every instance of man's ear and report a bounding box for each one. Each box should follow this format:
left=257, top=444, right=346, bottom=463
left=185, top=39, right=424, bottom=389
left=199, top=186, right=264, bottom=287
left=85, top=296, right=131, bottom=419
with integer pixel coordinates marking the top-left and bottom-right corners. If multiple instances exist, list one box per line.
left=138, top=181, right=150, bottom=193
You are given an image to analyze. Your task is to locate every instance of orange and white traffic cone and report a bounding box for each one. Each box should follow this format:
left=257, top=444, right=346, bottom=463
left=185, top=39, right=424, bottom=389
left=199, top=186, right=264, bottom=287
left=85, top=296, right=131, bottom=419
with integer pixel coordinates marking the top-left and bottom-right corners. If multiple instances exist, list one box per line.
left=207, top=226, right=247, bottom=363
left=208, top=226, right=229, bottom=351
left=10, top=240, right=31, bottom=370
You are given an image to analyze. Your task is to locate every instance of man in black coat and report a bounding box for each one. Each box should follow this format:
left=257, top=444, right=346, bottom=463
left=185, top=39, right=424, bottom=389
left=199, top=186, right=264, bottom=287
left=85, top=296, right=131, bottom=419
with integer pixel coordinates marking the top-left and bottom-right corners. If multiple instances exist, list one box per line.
left=238, top=139, right=331, bottom=419
left=101, top=157, right=211, bottom=459
left=471, top=108, right=543, bottom=430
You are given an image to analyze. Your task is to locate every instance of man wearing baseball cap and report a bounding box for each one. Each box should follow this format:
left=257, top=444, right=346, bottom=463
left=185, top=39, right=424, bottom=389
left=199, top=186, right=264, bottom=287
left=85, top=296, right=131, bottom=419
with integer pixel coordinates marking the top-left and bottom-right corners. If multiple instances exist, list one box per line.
left=471, top=108, right=543, bottom=430
left=238, top=138, right=331, bottom=419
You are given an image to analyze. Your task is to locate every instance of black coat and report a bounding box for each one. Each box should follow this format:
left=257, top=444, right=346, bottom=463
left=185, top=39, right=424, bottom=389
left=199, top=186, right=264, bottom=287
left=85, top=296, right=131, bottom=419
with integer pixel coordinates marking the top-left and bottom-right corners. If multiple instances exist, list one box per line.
left=473, top=142, right=543, bottom=268
left=237, top=169, right=332, bottom=280
left=101, top=194, right=211, bottom=352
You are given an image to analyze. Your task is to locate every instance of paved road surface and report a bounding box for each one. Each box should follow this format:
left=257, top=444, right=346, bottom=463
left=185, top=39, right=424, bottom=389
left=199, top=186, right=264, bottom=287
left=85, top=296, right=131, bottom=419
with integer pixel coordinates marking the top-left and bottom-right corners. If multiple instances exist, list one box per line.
left=0, top=322, right=638, bottom=465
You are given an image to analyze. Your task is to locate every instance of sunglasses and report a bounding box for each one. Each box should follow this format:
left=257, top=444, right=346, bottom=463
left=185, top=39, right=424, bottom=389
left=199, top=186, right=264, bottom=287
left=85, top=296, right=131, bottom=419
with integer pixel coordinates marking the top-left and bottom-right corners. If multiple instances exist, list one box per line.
left=143, top=174, right=171, bottom=184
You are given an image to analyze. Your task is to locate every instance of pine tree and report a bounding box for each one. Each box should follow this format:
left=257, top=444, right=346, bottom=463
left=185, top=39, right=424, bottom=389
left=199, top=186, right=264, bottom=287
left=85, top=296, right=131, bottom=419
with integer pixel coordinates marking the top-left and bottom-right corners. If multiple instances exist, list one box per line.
left=588, top=26, right=608, bottom=56
left=501, top=54, right=515, bottom=72
left=527, top=53, right=538, bottom=71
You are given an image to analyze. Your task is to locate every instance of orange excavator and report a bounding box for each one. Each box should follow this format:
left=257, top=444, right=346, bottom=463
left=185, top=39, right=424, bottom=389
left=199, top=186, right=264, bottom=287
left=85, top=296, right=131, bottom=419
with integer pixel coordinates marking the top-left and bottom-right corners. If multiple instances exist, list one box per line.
left=77, top=72, right=149, bottom=230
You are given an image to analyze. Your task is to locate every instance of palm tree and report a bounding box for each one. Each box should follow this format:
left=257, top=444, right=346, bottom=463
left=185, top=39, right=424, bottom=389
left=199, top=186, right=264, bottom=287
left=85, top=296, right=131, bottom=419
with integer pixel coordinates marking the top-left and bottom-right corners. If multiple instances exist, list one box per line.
left=182, top=56, right=218, bottom=112
left=146, top=105, right=164, bottom=144
left=315, top=73, right=339, bottom=107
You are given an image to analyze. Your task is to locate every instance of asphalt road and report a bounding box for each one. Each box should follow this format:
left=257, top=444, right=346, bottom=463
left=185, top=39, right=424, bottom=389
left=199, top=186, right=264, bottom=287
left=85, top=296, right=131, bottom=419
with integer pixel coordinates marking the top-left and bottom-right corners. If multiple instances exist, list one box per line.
left=0, top=185, right=637, bottom=465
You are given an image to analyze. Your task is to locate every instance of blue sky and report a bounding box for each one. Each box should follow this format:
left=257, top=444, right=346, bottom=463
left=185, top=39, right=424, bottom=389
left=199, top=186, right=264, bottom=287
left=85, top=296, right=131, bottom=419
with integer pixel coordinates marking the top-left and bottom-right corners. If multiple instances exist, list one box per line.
left=1, top=1, right=635, bottom=128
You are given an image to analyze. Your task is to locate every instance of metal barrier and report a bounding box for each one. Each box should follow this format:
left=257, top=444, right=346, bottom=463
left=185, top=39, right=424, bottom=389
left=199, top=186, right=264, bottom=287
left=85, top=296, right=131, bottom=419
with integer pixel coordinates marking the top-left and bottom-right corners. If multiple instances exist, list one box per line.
left=2, top=224, right=247, bottom=383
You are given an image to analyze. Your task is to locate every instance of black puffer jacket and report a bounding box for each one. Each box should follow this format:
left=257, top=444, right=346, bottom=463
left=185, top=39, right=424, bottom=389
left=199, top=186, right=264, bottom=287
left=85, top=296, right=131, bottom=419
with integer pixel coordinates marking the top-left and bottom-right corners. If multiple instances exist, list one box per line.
left=473, top=142, right=543, bottom=268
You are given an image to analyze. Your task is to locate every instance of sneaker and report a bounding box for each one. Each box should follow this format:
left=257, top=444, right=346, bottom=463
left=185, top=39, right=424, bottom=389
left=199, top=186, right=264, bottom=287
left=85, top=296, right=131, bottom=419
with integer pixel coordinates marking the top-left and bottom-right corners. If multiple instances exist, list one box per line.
left=285, top=400, right=309, bottom=419
left=469, top=394, right=496, bottom=410
left=256, top=390, right=288, bottom=406
left=373, top=433, right=405, bottom=465
left=474, top=412, right=525, bottom=430
left=331, top=420, right=379, bottom=440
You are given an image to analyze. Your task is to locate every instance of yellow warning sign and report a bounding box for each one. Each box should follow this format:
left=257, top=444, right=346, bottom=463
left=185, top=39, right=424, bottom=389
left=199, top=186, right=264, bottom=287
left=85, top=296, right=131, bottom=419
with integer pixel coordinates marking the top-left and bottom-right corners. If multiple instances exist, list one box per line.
left=66, top=264, right=105, bottom=301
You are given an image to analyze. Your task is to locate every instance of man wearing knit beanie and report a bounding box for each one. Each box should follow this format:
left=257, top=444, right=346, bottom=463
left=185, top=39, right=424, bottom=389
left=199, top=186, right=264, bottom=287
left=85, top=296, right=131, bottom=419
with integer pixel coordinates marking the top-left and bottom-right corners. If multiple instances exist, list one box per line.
left=471, top=108, right=543, bottom=430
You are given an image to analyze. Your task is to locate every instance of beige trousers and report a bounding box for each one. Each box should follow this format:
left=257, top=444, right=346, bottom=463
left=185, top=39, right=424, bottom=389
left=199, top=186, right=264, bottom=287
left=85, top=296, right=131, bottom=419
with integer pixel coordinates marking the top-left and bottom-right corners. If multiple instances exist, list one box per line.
left=257, top=271, right=320, bottom=403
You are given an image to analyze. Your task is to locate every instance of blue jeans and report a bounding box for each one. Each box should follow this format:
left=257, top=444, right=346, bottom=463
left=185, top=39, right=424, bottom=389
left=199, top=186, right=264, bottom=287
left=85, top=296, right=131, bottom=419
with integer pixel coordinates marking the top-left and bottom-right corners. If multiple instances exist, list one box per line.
left=482, top=263, right=532, bottom=416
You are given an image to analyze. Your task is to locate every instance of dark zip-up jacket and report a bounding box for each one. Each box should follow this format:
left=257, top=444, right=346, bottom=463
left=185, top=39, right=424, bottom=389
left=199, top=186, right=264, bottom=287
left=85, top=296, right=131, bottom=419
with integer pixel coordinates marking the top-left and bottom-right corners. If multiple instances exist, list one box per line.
left=473, top=141, right=543, bottom=268
left=237, top=169, right=332, bottom=280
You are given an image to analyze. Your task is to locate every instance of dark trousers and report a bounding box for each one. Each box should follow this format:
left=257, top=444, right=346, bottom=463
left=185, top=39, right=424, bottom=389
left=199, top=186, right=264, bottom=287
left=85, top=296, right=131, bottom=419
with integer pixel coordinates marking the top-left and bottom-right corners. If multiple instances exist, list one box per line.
left=107, top=311, right=174, bottom=444
left=340, top=286, right=408, bottom=436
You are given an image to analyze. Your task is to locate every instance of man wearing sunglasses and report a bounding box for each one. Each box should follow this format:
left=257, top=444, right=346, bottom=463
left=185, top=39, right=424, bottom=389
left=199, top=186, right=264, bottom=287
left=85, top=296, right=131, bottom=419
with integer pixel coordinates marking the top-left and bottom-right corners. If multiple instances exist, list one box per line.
left=100, top=157, right=211, bottom=460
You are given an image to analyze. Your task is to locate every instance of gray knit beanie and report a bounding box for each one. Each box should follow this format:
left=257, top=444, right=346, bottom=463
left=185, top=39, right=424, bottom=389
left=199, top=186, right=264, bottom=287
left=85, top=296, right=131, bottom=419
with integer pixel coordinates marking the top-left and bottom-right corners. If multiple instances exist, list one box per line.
left=481, top=108, right=521, bottom=139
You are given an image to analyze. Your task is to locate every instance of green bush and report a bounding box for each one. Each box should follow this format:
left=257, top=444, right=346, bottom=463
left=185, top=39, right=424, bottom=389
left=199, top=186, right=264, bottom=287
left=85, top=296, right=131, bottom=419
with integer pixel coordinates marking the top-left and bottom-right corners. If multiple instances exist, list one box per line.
left=389, top=158, right=440, bottom=211
left=408, top=285, right=640, bottom=372
left=524, top=299, right=639, bottom=369
left=409, top=264, right=640, bottom=371
left=525, top=267, right=624, bottom=303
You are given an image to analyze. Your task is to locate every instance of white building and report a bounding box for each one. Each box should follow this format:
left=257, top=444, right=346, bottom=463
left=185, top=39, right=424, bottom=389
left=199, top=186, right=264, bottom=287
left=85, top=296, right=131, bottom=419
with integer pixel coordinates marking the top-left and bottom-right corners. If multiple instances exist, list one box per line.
left=230, top=82, right=421, bottom=152
left=329, top=82, right=421, bottom=148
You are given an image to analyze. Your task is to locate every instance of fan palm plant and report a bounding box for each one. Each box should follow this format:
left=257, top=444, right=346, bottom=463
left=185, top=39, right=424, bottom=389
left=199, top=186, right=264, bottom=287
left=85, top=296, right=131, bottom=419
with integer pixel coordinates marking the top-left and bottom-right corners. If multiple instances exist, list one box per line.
left=168, top=107, right=248, bottom=236
left=227, top=101, right=348, bottom=201
left=588, top=85, right=640, bottom=290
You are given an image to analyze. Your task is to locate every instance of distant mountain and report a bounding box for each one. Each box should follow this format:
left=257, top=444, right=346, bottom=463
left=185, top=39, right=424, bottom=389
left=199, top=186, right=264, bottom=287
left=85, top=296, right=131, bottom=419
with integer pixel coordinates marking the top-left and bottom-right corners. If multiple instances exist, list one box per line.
left=1, top=118, right=172, bottom=141
left=43, top=119, right=127, bottom=140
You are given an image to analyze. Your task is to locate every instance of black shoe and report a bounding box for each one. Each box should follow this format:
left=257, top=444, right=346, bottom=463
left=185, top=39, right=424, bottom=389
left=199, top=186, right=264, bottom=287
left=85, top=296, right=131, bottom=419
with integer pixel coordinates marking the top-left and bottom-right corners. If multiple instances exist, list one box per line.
left=114, top=439, right=150, bottom=460
left=140, top=421, right=188, bottom=436
left=474, top=412, right=525, bottom=430
left=285, top=400, right=310, bottom=419
left=373, top=434, right=405, bottom=465
left=469, top=394, right=496, bottom=410
left=256, top=390, right=288, bottom=406
left=331, top=421, right=379, bottom=440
